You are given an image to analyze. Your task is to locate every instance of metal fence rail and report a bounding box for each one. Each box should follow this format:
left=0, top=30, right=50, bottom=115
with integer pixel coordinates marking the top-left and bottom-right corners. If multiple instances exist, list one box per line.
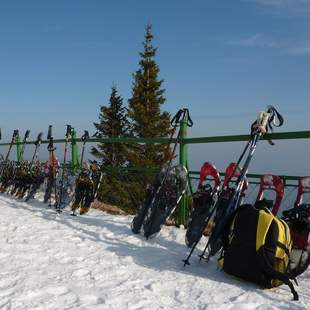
left=1, top=129, right=309, bottom=223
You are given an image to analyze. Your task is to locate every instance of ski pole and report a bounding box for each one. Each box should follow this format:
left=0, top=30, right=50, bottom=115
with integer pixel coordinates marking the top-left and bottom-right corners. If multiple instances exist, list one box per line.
left=182, top=188, right=219, bottom=266
left=0, top=130, right=19, bottom=177
left=29, top=132, right=43, bottom=170
left=183, top=136, right=251, bottom=265
left=203, top=106, right=284, bottom=261
left=80, top=130, right=90, bottom=164
left=20, top=130, right=31, bottom=160
left=5, top=129, right=19, bottom=161
left=128, top=108, right=190, bottom=212
left=143, top=109, right=193, bottom=239
left=55, top=125, right=72, bottom=208
left=46, top=125, right=57, bottom=206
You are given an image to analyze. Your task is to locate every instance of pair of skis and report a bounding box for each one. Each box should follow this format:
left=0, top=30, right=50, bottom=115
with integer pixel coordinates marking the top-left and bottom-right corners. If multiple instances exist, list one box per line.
left=131, top=108, right=193, bottom=239
left=183, top=106, right=284, bottom=265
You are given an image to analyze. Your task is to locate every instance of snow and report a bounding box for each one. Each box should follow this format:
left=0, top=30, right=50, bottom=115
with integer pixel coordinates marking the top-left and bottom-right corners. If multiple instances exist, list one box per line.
left=0, top=194, right=309, bottom=310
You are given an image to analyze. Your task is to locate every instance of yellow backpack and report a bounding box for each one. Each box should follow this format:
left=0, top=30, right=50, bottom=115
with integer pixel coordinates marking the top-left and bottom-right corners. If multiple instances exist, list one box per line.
left=220, top=204, right=298, bottom=300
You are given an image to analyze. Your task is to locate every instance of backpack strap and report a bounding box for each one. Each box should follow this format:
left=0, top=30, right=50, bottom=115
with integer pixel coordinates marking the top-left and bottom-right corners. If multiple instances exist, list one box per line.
left=257, top=208, right=298, bottom=301
left=259, top=247, right=299, bottom=301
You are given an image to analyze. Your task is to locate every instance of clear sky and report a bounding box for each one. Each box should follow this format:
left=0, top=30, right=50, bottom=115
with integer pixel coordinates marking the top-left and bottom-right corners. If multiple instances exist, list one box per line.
left=0, top=0, right=309, bottom=175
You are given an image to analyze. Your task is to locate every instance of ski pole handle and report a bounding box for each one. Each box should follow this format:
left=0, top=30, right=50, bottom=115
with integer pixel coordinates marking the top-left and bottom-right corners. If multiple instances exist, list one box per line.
left=171, top=109, right=185, bottom=126
left=81, top=130, right=90, bottom=141
left=252, top=106, right=283, bottom=136
left=13, top=129, right=19, bottom=139
left=35, top=132, right=43, bottom=146
left=266, top=105, right=284, bottom=129
left=183, top=108, right=194, bottom=127
left=65, top=125, right=72, bottom=138
left=256, top=111, right=271, bottom=134
left=23, top=129, right=31, bottom=142
left=171, top=108, right=194, bottom=127
left=47, top=125, right=53, bottom=140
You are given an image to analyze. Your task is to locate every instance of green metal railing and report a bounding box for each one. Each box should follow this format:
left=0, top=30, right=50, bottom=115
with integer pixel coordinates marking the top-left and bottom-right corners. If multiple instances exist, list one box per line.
left=1, top=129, right=309, bottom=225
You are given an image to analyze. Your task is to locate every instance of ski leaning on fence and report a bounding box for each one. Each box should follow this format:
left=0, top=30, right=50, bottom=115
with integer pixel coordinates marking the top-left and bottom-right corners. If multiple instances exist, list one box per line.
left=131, top=108, right=193, bottom=238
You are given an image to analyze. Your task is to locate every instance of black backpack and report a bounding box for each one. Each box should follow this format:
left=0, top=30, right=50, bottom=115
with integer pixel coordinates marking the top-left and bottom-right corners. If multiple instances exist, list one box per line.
left=220, top=204, right=298, bottom=300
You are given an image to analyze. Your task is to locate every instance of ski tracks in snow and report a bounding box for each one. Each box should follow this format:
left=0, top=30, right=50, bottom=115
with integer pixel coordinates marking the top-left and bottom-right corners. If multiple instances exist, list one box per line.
left=0, top=194, right=309, bottom=310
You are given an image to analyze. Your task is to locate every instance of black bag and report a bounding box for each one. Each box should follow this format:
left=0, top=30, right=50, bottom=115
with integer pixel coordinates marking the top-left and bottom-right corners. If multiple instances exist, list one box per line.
left=220, top=204, right=298, bottom=300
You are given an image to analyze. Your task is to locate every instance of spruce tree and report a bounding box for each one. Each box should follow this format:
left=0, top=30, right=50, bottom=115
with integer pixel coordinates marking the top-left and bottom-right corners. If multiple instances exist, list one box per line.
left=92, top=86, right=129, bottom=166
left=92, top=86, right=131, bottom=208
left=128, top=23, right=171, bottom=168
left=127, top=24, right=171, bottom=210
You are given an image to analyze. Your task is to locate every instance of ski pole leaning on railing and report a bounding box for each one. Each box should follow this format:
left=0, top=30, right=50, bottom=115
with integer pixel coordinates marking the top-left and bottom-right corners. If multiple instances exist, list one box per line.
left=19, top=129, right=30, bottom=160
left=202, top=106, right=284, bottom=261
left=80, top=130, right=90, bottom=164
left=55, top=125, right=72, bottom=211
left=182, top=106, right=283, bottom=266
left=0, top=129, right=19, bottom=177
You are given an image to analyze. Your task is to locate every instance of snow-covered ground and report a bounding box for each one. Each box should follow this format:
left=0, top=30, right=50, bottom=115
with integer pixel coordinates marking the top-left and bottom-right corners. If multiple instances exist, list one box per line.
left=0, top=194, right=309, bottom=310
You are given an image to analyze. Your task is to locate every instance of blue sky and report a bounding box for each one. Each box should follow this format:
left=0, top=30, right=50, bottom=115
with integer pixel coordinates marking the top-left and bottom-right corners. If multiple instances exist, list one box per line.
left=0, top=0, right=309, bottom=174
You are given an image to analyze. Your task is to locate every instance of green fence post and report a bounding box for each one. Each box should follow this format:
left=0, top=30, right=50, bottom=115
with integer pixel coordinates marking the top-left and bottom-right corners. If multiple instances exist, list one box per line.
left=16, top=133, right=22, bottom=162
left=178, top=116, right=188, bottom=226
left=70, top=128, right=80, bottom=171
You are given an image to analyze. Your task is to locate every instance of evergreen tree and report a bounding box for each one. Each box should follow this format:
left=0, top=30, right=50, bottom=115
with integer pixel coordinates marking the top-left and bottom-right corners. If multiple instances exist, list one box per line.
left=126, top=24, right=171, bottom=211
left=92, top=85, right=129, bottom=166
left=92, top=86, right=131, bottom=209
left=128, top=23, right=171, bottom=168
